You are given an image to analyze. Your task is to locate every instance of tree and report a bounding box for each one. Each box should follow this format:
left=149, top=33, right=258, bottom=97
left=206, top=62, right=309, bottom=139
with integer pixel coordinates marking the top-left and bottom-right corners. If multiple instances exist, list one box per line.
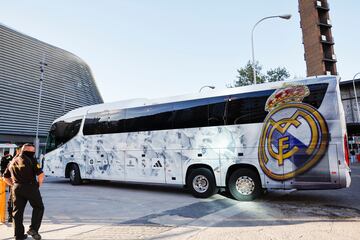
left=266, top=67, right=290, bottom=83
left=230, top=61, right=290, bottom=87
left=232, top=61, right=265, bottom=87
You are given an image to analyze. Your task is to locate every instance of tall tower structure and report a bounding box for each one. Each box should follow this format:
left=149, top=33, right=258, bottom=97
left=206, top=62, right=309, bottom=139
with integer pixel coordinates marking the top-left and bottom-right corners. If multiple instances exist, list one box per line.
left=299, top=0, right=337, bottom=76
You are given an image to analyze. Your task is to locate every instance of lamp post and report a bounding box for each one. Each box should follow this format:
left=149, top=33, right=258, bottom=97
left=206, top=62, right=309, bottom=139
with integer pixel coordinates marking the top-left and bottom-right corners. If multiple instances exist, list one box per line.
left=35, top=56, right=47, bottom=159
left=199, top=85, right=215, bottom=92
left=353, top=72, right=360, bottom=123
left=251, top=14, right=292, bottom=84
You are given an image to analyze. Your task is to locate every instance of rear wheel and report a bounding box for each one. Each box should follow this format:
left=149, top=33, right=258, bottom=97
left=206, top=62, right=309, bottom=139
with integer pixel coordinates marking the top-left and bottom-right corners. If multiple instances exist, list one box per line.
left=69, top=164, right=82, bottom=185
left=187, top=168, right=218, bottom=198
left=228, top=168, right=262, bottom=201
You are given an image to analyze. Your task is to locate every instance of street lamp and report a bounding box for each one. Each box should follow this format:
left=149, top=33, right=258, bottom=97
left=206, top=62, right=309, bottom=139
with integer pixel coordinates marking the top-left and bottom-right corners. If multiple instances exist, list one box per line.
left=353, top=72, right=360, bottom=123
left=35, top=56, right=47, bottom=159
left=251, top=14, right=292, bottom=84
left=199, top=85, right=215, bottom=92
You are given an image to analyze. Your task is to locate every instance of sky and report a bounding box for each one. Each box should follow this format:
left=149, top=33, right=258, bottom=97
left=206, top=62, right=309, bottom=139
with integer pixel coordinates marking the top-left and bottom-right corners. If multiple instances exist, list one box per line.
left=1, top=1, right=359, bottom=103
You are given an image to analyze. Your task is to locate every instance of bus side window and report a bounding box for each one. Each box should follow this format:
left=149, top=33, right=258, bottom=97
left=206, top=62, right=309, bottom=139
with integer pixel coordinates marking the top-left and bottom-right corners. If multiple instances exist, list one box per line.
left=125, top=107, right=148, bottom=132
left=64, top=120, right=82, bottom=141
left=108, top=110, right=125, bottom=134
left=250, top=96, right=268, bottom=122
left=226, top=98, right=251, bottom=125
left=208, top=102, right=226, bottom=126
left=83, top=112, right=109, bottom=135
left=173, top=105, right=208, bottom=129
left=226, top=90, right=272, bottom=125
left=122, top=104, right=174, bottom=133
left=303, top=83, right=328, bottom=109
left=147, top=111, right=174, bottom=131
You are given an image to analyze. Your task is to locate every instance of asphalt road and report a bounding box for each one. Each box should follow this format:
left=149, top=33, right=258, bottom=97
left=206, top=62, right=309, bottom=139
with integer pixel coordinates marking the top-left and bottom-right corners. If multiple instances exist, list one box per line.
left=1, top=163, right=359, bottom=240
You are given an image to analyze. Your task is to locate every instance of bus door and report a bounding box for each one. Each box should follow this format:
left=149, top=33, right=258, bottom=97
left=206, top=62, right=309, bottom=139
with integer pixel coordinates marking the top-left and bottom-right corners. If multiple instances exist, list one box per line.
left=125, top=150, right=166, bottom=183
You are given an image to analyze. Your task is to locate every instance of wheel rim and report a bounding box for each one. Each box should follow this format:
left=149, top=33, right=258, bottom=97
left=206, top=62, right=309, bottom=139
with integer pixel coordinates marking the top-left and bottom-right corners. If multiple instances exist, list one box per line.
left=192, top=175, right=209, bottom=193
left=70, top=169, right=75, bottom=182
left=235, top=176, right=255, bottom=195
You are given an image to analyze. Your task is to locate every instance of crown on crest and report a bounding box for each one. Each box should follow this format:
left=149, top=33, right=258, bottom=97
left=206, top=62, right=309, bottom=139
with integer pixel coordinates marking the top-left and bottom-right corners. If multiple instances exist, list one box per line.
left=265, top=84, right=310, bottom=112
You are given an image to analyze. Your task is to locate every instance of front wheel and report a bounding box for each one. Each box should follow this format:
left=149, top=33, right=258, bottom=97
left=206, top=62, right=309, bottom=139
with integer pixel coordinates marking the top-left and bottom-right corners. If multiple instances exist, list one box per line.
left=187, top=168, right=218, bottom=198
left=69, top=164, right=82, bottom=185
left=228, top=168, right=262, bottom=201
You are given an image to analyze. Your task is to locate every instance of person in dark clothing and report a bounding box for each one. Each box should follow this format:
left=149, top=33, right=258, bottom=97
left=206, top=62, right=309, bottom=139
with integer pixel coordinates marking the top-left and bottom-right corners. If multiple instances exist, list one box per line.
left=1, top=150, right=14, bottom=222
left=6, top=146, right=23, bottom=223
left=1, top=150, right=13, bottom=175
left=3, top=144, right=45, bottom=240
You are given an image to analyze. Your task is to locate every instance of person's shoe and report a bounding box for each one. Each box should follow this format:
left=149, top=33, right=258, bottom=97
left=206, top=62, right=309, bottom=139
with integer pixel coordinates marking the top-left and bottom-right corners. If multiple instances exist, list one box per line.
left=15, top=234, right=28, bottom=240
left=26, top=229, right=41, bottom=240
left=8, top=217, right=12, bottom=223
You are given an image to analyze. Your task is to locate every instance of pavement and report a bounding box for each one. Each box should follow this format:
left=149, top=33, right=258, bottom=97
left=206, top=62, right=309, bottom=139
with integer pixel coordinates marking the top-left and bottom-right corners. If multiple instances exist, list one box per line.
left=1, top=162, right=360, bottom=240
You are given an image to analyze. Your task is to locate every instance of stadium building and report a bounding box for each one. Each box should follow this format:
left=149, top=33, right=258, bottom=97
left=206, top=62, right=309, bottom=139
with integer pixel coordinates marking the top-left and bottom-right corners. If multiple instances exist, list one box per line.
left=340, top=78, right=360, bottom=157
left=0, top=23, right=103, bottom=154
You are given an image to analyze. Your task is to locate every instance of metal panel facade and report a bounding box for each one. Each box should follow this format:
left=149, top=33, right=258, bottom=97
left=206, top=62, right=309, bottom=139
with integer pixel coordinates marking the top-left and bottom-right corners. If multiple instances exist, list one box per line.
left=0, top=24, right=103, bottom=142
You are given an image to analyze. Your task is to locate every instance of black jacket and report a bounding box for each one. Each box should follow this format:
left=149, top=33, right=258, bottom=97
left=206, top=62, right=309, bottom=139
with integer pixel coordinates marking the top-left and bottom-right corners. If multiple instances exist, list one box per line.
left=1, top=154, right=13, bottom=175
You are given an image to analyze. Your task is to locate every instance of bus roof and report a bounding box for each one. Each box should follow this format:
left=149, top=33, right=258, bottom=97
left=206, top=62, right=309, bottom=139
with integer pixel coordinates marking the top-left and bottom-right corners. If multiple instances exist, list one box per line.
left=54, top=75, right=337, bottom=123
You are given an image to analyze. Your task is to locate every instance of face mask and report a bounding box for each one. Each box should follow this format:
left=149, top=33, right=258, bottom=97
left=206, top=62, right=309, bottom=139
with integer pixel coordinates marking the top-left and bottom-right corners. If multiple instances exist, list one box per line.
left=23, top=151, right=35, bottom=159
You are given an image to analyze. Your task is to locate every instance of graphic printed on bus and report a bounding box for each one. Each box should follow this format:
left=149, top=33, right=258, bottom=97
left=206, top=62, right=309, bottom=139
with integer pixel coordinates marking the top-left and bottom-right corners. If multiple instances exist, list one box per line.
left=258, top=84, right=329, bottom=180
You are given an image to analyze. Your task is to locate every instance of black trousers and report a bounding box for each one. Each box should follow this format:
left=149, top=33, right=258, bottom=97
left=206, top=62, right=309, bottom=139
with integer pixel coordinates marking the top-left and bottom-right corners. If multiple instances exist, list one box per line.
left=12, top=183, right=44, bottom=239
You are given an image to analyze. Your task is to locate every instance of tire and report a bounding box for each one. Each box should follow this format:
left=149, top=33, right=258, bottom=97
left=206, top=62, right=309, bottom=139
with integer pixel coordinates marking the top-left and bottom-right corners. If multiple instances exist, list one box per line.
left=228, top=168, right=262, bottom=201
left=187, top=168, right=218, bottom=198
left=69, top=164, right=82, bottom=185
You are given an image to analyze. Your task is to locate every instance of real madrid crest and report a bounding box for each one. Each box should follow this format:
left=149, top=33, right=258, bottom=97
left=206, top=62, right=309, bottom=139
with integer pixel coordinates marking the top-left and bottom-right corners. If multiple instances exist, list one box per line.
left=258, top=84, right=329, bottom=181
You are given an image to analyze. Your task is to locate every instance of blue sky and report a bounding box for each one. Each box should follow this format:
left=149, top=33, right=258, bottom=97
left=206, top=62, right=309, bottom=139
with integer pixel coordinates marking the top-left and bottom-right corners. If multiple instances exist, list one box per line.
left=1, top=1, right=359, bottom=102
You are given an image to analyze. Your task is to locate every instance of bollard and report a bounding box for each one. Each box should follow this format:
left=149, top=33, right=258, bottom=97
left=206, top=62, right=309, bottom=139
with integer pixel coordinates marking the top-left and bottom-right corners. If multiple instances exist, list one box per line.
left=0, top=178, right=6, bottom=223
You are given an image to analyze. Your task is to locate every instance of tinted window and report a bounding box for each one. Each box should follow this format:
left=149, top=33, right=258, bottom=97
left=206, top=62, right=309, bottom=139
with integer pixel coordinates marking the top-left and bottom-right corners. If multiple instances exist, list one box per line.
left=226, top=98, right=252, bottom=124
left=125, top=107, right=150, bottom=132
left=125, top=104, right=174, bottom=132
left=45, top=119, right=82, bottom=153
left=209, top=102, right=226, bottom=126
left=45, top=133, right=56, bottom=153
left=226, top=90, right=273, bottom=125
left=83, top=111, right=109, bottom=135
left=173, top=103, right=208, bottom=129
left=80, top=83, right=329, bottom=135
left=143, top=105, right=174, bottom=131
left=249, top=95, right=269, bottom=122
left=303, top=83, right=328, bottom=108
left=224, top=83, right=328, bottom=125
left=208, top=97, right=228, bottom=126
left=108, top=110, right=125, bottom=134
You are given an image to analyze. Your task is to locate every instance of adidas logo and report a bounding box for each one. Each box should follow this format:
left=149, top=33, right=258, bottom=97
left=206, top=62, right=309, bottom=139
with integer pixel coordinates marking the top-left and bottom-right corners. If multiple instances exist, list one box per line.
left=153, top=160, right=162, bottom=168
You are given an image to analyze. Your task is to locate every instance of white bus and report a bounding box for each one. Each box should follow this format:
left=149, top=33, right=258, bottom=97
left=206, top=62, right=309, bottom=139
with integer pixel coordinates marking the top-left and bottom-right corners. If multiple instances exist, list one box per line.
left=44, top=76, right=351, bottom=200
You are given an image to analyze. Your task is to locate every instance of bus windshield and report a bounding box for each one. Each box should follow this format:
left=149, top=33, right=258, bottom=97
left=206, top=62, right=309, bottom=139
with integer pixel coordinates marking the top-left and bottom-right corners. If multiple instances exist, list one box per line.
left=45, top=118, right=82, bottom=153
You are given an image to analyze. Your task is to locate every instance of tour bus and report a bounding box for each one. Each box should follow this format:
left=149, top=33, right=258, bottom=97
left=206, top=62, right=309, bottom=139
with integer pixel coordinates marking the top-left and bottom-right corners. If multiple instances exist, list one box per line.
left=44, top=76, right=351, bottom=201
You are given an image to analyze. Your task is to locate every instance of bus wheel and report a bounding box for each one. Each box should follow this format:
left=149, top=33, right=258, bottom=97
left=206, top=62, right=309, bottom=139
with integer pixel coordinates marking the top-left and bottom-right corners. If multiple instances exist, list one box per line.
left=69, top=164, right=82, bottom=185
left=228, top=168, right=261, bottom=201
left=188, top=168, right=218, bottom=198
